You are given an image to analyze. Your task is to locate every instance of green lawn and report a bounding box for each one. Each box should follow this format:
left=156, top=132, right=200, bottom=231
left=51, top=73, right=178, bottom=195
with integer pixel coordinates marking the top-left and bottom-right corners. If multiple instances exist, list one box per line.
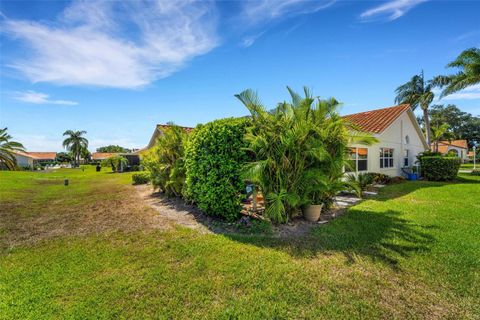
left=1, top=166, right=479, bottom=319
left=460, top=163, right=477, bottom=170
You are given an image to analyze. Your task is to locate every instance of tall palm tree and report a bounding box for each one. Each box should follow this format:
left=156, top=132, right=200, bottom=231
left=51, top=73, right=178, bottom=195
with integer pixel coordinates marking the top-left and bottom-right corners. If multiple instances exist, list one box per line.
left=62, top=130, right=88, bottom=167
left=395, top=71, right=434, bottom=146
left=432, top=47, right=480, bottom=98
left=0, top=128, right=25, bottom=170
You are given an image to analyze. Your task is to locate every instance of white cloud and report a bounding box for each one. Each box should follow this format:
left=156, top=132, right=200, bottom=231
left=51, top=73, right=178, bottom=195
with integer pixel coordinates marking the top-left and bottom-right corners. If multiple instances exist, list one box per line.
left=14, top=134, right=63, bottom=152
left=435, top=84, right=480, bottom=101
left=360, top=0, right=428, bottom=21
left=242, top=0, right=336, bottom=25
left=1, top=0, right=218, bottom=89
left=13, top=90, right=78, bottom=106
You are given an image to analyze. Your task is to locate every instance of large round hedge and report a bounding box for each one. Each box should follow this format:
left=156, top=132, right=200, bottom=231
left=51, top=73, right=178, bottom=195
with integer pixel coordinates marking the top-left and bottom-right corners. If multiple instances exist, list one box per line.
left=184, top=118, right=249, bottom=221
left=420, top=156, right=461, bottom=181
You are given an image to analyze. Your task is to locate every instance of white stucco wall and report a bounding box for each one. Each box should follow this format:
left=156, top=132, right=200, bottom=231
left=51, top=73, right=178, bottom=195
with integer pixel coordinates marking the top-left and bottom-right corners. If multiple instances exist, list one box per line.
left=349, top=110, right=427, bottom=177
left=439, top=145, right=468, bottom=162
left=14, top=154, right=34, bottom=168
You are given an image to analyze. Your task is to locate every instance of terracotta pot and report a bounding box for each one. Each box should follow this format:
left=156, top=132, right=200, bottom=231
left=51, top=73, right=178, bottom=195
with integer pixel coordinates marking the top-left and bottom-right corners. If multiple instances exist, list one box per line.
left=303, top=204, right=324, bottom=222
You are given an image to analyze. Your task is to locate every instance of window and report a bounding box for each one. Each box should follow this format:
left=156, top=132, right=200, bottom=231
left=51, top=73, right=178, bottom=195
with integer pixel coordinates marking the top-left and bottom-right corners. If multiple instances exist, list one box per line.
left=380, top=148, right=394, bottom=168
left=404, top=149, right=409, bottom=167
left=405, top=135, right=410, bottom=144
left=346, top=147, right=368, bottom=172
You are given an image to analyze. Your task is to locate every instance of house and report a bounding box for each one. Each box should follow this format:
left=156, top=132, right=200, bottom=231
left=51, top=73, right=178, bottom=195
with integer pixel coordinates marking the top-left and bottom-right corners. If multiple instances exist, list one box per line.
left=344, top=104, right=428, bottom=176
left=91, top=152, right=120, bottom=162
left=146, top=124, right=194, bottom=149
left=431, top=140, right=468, bottom=162
left=91, top=152, right=140, bottom=170
left=13, top=151, right=57, bottom=169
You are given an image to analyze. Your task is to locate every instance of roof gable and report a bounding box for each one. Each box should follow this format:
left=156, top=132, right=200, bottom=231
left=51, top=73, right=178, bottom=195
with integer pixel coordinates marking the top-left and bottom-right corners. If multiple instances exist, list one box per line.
left=343, top=104, right=411, bottom=134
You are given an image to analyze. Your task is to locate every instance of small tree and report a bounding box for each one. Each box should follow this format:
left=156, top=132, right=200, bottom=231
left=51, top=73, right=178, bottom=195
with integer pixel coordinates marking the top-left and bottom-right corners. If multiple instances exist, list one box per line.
left=143, top=124, right=189, bottom=197
left=101, top=155, right=128, bottom=172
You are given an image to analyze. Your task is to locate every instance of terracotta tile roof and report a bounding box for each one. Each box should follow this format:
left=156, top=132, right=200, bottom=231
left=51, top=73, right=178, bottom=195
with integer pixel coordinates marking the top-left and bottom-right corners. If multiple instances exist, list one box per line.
left=24, top=152, right=57, bottom=160
left=467, top=151, right=474, bottom=157
left=437, top=145, right=449, bottom=154
left=91, top=152, right=120, bottom=160
left=343, top=104, right=411, bottom=134
left=156, top=124, right=194, bottom=133
left=436, top=140, right=468, bottom=149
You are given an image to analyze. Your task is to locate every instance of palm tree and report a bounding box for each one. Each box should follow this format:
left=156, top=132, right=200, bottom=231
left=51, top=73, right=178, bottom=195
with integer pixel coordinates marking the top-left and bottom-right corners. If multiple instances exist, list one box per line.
left=395, top=71, right=434, bottom=146
left=432, top=47, right=480, bottom=98
left=0, top=128, right=25, bottom=170
left=62, top=130, right=88, bottom=167
left=235, top=87, right=376, bottom=223
left=430, top=123, right=454, bottom=153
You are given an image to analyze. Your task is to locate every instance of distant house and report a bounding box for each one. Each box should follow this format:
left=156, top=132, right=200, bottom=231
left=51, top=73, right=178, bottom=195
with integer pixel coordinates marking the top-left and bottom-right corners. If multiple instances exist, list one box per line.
left=13, top=151, right=57, bottom=169
left=91, top=152, right=140, bottom=170
left=146, top=124, right=194, bottom=149
left=91, top=152, right=120, bottom=162
left=432, top=140, right=468, bottom=162
left=344, top=104, right=428, bottom=176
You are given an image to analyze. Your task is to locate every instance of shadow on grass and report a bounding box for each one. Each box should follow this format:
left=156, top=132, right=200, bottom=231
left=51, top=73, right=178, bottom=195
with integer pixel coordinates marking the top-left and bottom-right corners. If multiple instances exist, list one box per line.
left=226, top=209, right=437, bottom=270
left=371, top=174, right=480, bottom=202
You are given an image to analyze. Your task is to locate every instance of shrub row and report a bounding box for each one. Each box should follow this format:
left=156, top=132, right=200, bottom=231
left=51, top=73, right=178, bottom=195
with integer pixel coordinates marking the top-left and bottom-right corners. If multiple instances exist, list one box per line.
left=420, top=156, right=460, bottom=181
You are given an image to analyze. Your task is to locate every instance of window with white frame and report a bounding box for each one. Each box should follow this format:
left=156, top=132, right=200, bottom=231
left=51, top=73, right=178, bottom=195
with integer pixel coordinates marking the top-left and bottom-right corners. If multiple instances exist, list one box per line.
left=346, top=147, right=368, bottom=172
left=404, top=149, right=409, bottom=167
left=380, top=148, right=394, bottom=168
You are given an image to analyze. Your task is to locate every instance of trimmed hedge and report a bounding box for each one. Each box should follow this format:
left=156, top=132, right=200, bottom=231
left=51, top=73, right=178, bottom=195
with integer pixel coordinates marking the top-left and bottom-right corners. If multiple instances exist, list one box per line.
left=132, top=172, right=150, bottom=185
left=420, top=156, right=460, bottom=181
left=184, top=118, right=249, bottom=221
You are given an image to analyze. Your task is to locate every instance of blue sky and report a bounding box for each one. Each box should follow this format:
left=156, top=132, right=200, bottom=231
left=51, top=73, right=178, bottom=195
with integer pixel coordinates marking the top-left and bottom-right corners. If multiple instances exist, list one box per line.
left=1, top=0, right=479, bottom=151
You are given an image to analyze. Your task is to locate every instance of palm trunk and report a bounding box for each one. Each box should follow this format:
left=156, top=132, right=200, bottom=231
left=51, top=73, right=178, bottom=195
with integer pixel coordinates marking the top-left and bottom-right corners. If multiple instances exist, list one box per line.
left=423, top=108, right=431, bottom=147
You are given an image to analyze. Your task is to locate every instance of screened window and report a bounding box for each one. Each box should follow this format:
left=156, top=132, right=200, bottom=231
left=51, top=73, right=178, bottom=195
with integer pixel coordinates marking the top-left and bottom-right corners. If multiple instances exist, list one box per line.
left=346, top=147, right=368, bottom=172
left=380, top=148, right=394, bottom=168
left=404, top=149, right=409, bottom=167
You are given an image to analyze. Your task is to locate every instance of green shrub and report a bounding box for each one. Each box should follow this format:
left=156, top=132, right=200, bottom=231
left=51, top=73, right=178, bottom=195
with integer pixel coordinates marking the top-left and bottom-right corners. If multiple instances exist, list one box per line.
left=101, top=155, right=128, bottom=172
left=235, top=88, right=377, bottom=223
left=184, top=118, right=249, bottom=221
left=471, top=169, right=480, bottom=176
left=420, top=156, right=461, bottom=181
left=346, top=173, right=373, bottom=197
left=142, top=124, right=189, bottom=197
left=132, top=172, right=150, bottom=185
left=366, top=172, right=392, bottom=185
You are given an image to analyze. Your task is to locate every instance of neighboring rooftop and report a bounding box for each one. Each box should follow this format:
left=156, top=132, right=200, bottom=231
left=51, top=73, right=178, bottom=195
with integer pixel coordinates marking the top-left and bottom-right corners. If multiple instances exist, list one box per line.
left=91, top=152, right=120, bottom=160
left=435, top=140, right=468, bottom=149
left=343, top=104, right=411, bottom=134
left=14, top=151, right=57, bottom=160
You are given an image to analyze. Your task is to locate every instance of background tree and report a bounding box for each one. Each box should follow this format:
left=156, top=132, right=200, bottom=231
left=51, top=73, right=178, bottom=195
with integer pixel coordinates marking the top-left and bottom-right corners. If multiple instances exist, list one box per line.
left=0, top=127, right=25, bottom=170
left=62, top=130, right=88, bottom=167
left=420, top=104, right=480, bottom=146
left=96, top=145, right=131, bottom=153
left=432, top=47, right=480, bottom=97
left=55, top=152, right=73, bottom=163
left=430, top=124, right=454, bottom=152
left=395, top=71, right=434, bottom=145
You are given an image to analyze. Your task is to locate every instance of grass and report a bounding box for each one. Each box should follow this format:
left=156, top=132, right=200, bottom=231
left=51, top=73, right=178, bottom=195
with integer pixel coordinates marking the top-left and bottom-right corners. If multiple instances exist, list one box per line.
left=460, top=162, right=477, bottom=170
left=1, top=166, right=479, bottom=319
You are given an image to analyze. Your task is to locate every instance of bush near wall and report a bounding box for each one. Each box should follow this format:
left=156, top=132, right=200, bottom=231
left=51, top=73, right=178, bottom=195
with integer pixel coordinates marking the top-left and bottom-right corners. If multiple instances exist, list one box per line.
left=132, top=172, right=150, bottom=185
left=420, top=156, right=461, bottom=181
left=184, top=118, right=249, bottom=221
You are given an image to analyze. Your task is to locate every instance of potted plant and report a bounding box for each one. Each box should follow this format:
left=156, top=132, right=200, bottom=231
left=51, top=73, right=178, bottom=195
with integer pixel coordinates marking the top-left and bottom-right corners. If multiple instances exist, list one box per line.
left=303, top=202, right=324, bottom=222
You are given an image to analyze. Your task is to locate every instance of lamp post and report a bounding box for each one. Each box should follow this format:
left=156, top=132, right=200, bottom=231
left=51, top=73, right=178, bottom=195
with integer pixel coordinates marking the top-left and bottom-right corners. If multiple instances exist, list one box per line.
left=472, top=140, right=478, bottom=170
